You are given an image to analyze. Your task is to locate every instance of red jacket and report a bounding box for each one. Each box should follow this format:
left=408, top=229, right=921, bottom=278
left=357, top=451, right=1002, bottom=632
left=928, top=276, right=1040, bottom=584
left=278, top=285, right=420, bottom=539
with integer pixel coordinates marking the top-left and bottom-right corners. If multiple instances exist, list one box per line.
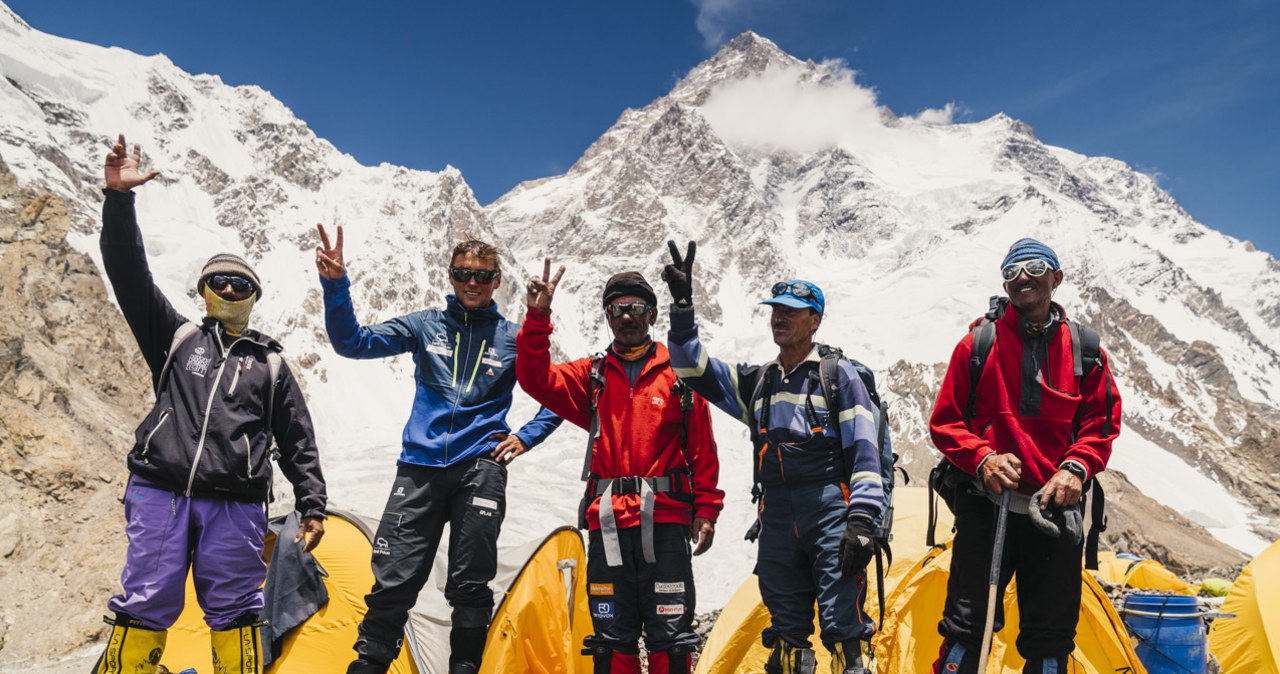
left=516, top=308, right=723, bottom=531
left=929, top=305, right=1121, bottom=493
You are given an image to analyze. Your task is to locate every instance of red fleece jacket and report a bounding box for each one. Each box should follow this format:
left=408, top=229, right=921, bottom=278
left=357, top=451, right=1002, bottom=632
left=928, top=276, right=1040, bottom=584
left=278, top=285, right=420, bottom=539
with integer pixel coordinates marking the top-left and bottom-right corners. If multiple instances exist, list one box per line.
left=516, top=308, right=723, bottom=530
left=929, top=305, right=1122, bottom=493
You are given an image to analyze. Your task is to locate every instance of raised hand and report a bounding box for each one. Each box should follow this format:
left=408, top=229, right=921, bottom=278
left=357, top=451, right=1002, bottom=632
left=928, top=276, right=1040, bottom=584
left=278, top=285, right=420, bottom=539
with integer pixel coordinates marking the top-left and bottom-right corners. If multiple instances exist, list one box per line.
left=104, top=133, right=160, bottom=192
left=661, top=240, right=696, bottom=305
left=526, top=257, right=565, bottom=311
left=315, top=223, right=346, bottom=280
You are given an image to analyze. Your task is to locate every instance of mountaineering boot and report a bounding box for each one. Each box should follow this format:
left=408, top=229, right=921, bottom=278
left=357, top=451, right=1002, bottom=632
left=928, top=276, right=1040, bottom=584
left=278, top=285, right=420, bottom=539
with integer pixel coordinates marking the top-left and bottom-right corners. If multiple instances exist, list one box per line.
left=765, top=641, right=818, bottom=674
left=931, top=639, right=978, bottom=674
left=649, top=649, right=692, bottom=674
left=1022, top=656, right=1070, bottom=673
left=829, top=639, right=872, bottom=674
left=346, top=658, right=390, bottom=674
left=92, top=613, right=168, bottom=674
left=447, top=625, right=487, bottom=674
left=210, top=613, right=264, bottom=674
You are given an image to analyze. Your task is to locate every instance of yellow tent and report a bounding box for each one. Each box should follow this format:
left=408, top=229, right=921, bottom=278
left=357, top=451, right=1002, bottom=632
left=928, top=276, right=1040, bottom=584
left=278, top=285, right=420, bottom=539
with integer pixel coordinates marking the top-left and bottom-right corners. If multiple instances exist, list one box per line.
left=696, top=487, right=1145, bottom=674
left=1094, top=551, right=1196, bottom=596
left=874, top=544, right=1146, bottom=673
left=161, top=509, right=420, bottom=673
left=1209, top=538, right=1280, bottom=674
left=695, top=487, right=953, bottom=673
left=479, top=526, right=592, bottom=674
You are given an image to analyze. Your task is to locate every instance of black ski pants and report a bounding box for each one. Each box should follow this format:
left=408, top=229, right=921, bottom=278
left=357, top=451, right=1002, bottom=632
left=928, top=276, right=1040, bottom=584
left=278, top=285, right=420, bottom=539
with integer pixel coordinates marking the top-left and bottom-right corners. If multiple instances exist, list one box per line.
left=354, top=458, right=507, bottom=664
left=938, top=487, right=1084, bottom=661
left=583, top=524, right=699, bottom=658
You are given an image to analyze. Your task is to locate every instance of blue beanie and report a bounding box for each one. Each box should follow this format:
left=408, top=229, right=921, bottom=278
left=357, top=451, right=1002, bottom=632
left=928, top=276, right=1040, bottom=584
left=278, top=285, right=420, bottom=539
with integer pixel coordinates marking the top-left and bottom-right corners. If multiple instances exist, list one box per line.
left=1001, top=238, right=1060, bottom=271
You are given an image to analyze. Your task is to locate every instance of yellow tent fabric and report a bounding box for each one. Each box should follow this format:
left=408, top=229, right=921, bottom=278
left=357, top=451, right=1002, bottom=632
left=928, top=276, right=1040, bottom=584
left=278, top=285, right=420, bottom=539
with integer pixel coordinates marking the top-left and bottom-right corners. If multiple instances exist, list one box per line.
left=1094, top=551, right=1196, bottom=596
left=695, top=487, right=954, bottom=673
left=873, top=544, right=1146, bottom=673
left=479, top=526, right=592, bottom=674
left=696, top=487, right=1144, bottom=674
left=1209, top=538, right=1280, bottom=674
left=161, top=510, right=419, bottom=674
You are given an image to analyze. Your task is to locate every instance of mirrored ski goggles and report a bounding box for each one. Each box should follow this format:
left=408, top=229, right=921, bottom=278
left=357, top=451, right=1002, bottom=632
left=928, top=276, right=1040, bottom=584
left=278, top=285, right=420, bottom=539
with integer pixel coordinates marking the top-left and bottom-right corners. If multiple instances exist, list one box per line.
left=606, top=301, right=652, bottom=318
left=206, top=274, right=254, bottom=293
left=449, top=266, right=500, bottom=284
left=772, top=281, right=816, bottom=299
left=1001, top=258, right=1054, bottom=282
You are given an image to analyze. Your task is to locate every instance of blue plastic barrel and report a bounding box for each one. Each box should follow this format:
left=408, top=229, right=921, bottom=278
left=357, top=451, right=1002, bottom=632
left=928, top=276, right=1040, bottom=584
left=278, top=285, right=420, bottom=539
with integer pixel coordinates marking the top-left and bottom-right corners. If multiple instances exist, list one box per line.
left=1120, top=594, right=1207, bottom=674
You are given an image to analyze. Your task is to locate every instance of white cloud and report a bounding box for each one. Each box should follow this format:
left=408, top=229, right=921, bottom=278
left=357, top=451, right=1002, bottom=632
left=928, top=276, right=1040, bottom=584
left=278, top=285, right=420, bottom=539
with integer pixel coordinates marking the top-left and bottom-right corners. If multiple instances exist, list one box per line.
left=908, top=102, right=958, bottom=126
left=696, top=60, right=985, bottom=185
left=690, top=0, right=748, bottom=50
left=698, top=59, right=883, bottom=154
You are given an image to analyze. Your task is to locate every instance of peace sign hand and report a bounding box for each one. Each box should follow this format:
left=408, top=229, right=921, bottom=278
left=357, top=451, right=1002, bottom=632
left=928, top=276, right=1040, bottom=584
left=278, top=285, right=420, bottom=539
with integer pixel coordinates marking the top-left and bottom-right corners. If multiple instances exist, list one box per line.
left=527, top=257, right=565, bottom=311
left=661, top=240, right=697, bottom=305
left=315, top=223, right=346, bottom=280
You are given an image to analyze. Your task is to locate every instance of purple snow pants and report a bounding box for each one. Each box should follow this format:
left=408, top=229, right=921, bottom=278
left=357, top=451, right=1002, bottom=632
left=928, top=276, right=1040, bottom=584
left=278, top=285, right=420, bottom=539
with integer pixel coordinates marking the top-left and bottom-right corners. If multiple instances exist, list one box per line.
left=108, top=478, right=268, bottom=631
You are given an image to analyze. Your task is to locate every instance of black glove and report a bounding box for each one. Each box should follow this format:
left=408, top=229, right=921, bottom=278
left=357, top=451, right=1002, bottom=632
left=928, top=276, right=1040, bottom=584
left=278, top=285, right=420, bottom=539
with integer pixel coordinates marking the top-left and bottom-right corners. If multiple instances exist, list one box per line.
left=1029, top=489, right=1084, bottom=545
left=661, top=240, right=696, bottom=306
left=838, top=514, right=876, bottom=577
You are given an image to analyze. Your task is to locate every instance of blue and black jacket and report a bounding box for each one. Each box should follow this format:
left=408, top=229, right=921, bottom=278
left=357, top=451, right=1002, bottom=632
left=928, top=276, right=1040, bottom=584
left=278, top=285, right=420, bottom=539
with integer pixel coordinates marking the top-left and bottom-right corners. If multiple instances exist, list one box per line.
left=667, top=305, right=883, bottom=520
left=321, top=275, right=561, bottom=466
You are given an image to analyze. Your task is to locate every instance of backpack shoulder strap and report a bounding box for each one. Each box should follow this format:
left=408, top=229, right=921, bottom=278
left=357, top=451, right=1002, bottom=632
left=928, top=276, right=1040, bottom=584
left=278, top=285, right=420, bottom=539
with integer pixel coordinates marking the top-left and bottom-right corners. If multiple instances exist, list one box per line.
left=581, top=354, right=607, bottom=481
left=1066, top=320, right=1101, bottom=378
left=264, top=348, right=284, bottom=442
left=155, top=321, right=201, bottom=392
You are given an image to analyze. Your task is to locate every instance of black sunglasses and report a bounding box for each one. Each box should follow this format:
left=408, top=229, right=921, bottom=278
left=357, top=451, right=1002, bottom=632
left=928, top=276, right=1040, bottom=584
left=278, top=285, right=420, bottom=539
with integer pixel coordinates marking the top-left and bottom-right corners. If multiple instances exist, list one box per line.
left=207, top=274, right=254, bottom=294
left=449, top=267, right=500, bottom=284
left=606, top=301, right=652, bottom=318
left=771, top=281, right=815, bottom=299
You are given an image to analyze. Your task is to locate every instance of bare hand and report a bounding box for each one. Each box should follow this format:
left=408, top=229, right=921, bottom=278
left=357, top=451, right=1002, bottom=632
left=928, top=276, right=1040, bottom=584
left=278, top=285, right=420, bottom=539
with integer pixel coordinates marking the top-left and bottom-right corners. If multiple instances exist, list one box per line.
left=489, top=434, right=528, bottom=465
left=980, top=453, right=1022, bottom=495
left=315, top=223, right=346, bottom=280
left=526, top=257, right=565, bottom=311
left=690, top=516, right=715, bottom=556
left=1039, top=469, right=1083, bottom=508
left=294, top=516, right=325, bottom=553
left=104, top=133, right=160, bottom=192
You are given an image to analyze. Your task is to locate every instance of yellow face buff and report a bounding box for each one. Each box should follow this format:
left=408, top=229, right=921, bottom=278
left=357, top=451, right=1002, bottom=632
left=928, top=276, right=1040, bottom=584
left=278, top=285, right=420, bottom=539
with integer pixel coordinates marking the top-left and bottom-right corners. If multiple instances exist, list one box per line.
left=202, top=284, right=257, bottom=336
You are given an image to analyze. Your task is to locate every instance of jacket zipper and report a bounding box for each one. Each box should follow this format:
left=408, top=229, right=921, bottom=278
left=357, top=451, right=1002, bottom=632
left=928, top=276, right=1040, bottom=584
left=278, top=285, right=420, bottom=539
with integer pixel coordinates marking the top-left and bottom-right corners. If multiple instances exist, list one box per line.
left=227, top=357, right=243, bottom=395
left=142, top=410, right=171, bottom=456
left=444, top=312, right=472, bottom=464
left=185, top=335, right=246, bottom=497
left=243, top=436, right=253, bottom=478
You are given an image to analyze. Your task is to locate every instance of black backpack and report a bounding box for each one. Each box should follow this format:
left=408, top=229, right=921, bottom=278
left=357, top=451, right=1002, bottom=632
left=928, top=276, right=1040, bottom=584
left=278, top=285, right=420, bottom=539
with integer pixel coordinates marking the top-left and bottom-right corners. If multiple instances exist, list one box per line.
left=927, top=296, right=1109, bottom=569
left=746, top=343, right=900, bottom=624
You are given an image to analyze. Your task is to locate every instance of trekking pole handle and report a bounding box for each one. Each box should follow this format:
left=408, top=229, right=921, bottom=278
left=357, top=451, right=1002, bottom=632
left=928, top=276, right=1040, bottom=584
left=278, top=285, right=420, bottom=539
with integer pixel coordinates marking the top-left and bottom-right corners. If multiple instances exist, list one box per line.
left=989, top=490, right=1011, bottom=585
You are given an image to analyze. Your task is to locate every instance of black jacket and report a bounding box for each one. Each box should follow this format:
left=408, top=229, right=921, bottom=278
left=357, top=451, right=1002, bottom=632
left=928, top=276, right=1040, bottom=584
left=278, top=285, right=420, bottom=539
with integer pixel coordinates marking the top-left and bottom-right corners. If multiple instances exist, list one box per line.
left=100, top=188, right=326, bottom=518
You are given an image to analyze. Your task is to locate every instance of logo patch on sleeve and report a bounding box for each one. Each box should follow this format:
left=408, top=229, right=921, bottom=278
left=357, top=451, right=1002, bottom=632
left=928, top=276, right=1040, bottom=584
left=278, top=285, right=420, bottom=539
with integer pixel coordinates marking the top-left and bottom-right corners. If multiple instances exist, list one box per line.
left=656, top=604, right=685, bottom=615
left=592, top=601, right=615, bottom=620
left=472, top=497, right=500, bottom=511
left=589, top=583, right=615, bottom=596
left=654, top=581, right=685, bottom=593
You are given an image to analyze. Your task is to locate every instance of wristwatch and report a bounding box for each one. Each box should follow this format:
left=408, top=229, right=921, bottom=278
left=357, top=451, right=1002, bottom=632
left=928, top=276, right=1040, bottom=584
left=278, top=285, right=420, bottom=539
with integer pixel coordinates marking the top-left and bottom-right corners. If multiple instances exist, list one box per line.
left=1061, top=462, right=1088, bottom=482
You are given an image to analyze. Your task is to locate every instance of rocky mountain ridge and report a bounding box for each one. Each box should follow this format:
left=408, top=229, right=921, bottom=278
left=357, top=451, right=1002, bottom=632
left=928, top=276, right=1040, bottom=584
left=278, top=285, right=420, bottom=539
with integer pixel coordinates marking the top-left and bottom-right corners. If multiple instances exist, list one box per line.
left=0, top=6, right=1273, bottom=666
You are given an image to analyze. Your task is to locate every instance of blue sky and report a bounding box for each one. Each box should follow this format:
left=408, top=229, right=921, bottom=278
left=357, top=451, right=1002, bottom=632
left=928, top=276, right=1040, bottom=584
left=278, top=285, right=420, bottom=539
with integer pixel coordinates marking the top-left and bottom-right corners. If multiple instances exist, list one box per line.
left=9, top=0, right=1279, bottom=255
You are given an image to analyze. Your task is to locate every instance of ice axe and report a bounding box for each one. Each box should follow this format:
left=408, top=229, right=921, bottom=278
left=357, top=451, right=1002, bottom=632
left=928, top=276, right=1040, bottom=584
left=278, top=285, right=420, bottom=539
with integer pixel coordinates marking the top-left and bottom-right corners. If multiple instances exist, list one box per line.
left=977, top=489, right=1011, bottom=672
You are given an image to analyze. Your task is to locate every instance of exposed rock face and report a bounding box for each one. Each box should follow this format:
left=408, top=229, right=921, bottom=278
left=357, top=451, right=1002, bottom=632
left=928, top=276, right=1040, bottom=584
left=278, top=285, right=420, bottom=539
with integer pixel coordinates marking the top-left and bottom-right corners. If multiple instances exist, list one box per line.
left=0, top=159, right=150, bottom=664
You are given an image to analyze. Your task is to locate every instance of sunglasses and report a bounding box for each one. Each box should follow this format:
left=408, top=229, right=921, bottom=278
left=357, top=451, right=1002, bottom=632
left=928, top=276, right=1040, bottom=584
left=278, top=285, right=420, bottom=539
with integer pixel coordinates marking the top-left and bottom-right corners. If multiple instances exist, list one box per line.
left=606, top=301, right=652, bottom=318
left=772, top=281, right=815, bottom=299
left=449, top=267, right=500, bottom=284
left=1001, top=258, right=1053, bottom=282
left=207, top=274, right=254, bottom=294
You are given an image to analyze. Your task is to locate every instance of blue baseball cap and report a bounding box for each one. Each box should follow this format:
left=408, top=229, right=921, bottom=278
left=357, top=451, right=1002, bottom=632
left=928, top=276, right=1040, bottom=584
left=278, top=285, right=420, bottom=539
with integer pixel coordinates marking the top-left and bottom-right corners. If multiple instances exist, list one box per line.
left=761, top=280, right=825, bottom=314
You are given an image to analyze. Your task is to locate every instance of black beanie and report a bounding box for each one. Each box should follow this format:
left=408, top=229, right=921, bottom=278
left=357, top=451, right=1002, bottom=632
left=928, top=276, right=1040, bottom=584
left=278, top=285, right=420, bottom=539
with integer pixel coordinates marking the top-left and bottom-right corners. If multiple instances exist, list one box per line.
left=602, top=271, right=657, bottom=307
